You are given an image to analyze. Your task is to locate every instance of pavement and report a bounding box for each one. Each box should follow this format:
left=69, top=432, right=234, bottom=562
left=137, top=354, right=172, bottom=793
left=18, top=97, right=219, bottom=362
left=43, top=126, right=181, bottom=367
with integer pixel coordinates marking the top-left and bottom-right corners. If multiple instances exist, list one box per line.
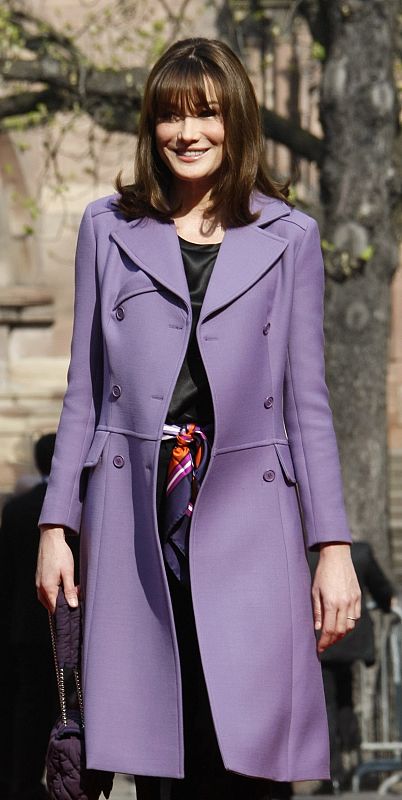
left=110, top=774, right=136, bottom=798
left=108, top=777, right=384, bottom=800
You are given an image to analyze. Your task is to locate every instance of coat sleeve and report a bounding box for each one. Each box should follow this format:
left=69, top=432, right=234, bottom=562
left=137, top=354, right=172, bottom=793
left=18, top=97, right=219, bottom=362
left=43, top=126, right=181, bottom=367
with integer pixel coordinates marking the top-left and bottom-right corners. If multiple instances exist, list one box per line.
left=283, top=217, right=353, bottom=550
left=38, top=203, right=103, bottom=535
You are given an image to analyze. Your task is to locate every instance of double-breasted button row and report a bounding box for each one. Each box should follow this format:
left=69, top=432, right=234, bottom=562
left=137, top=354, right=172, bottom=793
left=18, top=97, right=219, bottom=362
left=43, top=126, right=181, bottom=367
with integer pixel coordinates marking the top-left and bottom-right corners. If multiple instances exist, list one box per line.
left=114, top=455, right=274, bottom=479
left=263, top=470, right=275, bottom=482
left=112, top=384, right=122, bottom=399
left=115, top=306, right=125, bottom=321
left=264, top=396, right=274, bottom=409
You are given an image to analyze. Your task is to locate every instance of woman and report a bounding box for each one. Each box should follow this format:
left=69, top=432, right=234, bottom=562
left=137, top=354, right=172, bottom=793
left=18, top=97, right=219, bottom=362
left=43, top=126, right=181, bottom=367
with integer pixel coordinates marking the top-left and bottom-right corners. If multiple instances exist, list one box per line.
left=36, top=37, right=361, bottom=800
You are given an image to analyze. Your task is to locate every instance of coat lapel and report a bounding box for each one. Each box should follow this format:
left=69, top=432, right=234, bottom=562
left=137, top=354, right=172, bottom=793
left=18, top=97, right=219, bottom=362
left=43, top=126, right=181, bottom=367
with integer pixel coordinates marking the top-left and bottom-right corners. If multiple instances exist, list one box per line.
left=110, top=193, right=291, bottom=322
left=111, top=217, right=191, bottom=312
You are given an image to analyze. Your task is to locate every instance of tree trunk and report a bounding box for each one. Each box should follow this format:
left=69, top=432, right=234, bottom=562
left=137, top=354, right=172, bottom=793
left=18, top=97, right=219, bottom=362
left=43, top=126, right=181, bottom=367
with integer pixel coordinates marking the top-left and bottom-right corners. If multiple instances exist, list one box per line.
left=320, top=0, right=400, bottom=569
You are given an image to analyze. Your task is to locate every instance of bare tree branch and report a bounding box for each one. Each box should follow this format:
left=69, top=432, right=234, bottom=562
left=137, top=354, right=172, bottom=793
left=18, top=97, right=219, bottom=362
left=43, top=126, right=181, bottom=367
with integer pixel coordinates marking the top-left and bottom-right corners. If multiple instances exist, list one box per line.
left=9, top=8, right=81, bottom=55
left=1, top=58, right=147, bottom=100
left=260, top=107, right=324, bottom=165
left=0, top=5, right=324, bottom=160
left=0, top=89, right=67, bottom=126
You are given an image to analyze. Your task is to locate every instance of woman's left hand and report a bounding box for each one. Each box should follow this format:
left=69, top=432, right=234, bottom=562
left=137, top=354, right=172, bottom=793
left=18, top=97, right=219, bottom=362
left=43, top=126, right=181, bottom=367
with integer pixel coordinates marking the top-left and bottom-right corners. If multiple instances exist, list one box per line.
left=312, top=542, right=361, bottom=654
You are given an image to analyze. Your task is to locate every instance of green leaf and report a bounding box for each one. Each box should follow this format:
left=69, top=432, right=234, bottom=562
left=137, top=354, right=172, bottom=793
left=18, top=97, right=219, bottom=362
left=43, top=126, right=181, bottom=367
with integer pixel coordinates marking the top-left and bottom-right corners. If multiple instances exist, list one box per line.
left=321, top=239, right=335, bottom=252
left=287, top=184, right=298, bottom=204
left=311, top=41, right=326, bottom=61
left=153, top=19, right=165, bottom=32
left=359, top=245, right=374, bottom=261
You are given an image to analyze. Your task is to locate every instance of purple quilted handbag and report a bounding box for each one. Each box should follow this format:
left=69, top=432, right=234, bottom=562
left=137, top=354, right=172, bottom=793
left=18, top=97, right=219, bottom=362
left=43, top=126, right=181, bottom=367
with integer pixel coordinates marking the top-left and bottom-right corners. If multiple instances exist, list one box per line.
left=46, top=589, right=114, bottom=800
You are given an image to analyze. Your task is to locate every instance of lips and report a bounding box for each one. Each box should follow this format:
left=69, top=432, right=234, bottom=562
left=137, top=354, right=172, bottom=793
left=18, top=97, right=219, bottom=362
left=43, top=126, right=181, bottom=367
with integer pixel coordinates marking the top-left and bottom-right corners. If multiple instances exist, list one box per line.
left=175, top=149, right=209, bottom=158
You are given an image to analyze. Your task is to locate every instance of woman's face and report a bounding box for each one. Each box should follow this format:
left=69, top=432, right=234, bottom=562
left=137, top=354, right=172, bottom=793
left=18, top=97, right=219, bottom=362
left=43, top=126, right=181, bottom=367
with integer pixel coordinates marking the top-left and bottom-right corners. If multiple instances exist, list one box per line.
left=154, top=82, right=224, bottom=190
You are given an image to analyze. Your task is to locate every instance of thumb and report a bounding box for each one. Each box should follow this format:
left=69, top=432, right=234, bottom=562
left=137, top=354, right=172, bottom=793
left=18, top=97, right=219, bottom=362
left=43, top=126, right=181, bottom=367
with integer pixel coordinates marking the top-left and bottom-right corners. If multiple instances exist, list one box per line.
left=312, top=590, right=322, bottom=630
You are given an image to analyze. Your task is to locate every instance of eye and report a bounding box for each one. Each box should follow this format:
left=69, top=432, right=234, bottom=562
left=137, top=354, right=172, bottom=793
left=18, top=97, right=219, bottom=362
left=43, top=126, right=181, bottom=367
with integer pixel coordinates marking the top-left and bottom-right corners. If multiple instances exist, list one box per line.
left=198, top=107, right=219, bottom=118
left=158, top=110, right=181, bottom=122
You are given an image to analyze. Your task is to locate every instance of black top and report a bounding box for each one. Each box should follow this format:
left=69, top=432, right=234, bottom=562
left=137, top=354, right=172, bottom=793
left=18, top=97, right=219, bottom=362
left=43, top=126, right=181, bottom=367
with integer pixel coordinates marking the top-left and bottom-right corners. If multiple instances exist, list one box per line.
left=156, top=236, right=220, bottom=518
left=164, top=236, right=220, bottom=427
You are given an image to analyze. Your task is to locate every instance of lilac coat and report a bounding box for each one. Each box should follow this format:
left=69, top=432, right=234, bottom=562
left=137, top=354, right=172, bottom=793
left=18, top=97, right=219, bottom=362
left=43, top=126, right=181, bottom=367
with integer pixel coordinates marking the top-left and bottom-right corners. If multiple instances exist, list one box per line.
left=39, top=191, right=352, bottom=781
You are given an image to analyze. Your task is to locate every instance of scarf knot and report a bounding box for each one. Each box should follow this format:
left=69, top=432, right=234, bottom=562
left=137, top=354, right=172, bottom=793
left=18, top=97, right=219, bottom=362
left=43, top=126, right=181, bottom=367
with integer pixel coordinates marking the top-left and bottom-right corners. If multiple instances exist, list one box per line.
left=161, top=421, right=213, bottom=588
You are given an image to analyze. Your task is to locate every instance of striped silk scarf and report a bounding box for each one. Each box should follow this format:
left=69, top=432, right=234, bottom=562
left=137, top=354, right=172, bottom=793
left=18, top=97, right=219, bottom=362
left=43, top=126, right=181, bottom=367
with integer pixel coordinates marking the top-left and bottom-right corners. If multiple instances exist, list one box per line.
left=161, top=422, right=213, bottom=588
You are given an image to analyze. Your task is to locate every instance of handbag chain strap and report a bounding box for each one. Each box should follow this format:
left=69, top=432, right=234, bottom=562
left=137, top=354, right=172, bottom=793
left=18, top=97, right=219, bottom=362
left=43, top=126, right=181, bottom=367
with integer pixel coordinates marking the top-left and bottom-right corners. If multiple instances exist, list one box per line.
left=73, top=666, right=85, bottom=727
left=48, top=610, right=67, bottom=726
left=48, top=608, right=85, bottom=728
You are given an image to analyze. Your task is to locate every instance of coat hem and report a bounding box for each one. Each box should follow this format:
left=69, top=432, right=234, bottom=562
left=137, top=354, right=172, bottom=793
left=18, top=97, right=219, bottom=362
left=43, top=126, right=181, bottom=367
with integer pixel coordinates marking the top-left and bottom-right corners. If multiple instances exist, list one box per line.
left=86, top=756, right=184, bottom=779
left=222, top=759, right=331, bottom=783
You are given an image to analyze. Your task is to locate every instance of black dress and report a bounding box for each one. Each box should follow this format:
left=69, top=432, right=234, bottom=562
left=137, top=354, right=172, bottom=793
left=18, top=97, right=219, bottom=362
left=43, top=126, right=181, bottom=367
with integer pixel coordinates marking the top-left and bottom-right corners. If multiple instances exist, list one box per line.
left=135, top=237, right=272, bottom=800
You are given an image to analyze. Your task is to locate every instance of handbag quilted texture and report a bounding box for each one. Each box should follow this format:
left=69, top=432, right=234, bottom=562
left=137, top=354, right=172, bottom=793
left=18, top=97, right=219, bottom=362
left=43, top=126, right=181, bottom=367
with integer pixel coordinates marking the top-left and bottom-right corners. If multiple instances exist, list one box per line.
left=46, top=590, right=114, bottom=800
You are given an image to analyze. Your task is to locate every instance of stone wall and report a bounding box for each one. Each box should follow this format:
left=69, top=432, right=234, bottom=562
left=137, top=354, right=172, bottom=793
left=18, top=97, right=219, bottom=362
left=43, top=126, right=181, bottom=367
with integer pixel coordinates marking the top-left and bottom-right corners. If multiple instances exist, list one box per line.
left=0, top=0, right=401, bottom=508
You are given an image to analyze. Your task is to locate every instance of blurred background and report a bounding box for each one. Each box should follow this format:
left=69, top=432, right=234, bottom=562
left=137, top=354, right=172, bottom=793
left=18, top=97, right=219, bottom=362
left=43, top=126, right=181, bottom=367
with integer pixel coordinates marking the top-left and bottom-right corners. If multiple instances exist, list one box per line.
left=1, top=0, right=402, bottom=793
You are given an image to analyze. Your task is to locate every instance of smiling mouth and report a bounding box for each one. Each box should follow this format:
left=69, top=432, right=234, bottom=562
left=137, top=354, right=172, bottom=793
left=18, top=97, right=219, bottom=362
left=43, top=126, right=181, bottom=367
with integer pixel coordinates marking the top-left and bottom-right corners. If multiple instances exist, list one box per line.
left=175, top=149, right=210, bottom=158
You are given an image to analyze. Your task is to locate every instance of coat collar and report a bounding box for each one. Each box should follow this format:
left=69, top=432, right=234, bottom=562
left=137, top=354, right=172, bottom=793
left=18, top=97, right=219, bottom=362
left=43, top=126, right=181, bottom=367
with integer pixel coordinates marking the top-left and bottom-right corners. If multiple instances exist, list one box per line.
left=110, top=192, right=291, bottom=323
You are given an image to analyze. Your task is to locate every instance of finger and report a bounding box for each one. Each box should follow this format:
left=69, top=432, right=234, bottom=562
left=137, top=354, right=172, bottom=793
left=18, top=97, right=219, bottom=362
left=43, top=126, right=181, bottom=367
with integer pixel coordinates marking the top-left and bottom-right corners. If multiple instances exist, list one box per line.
left=345, top=619, right=356, bottom=633
left=346, top=600, right=361, bottom=631
left=354, top=594, right=362, bottom=621
left=35, top=570, right=59, bottom=614
left=345, top=591, right=361, bottom=630
left=36, top=588, right=49, bottom=612
left=345, top=609, right=358, bottom=633
left=62, top=570, right=78, bottom=608
left=348, top=580, right=362, bottom=621
left=37, top=585, right=59, bottom=615
left=312, top=590, right=322, bottom=631
left=317, top=607, right=338, bottom=653
left=324, top=605, right=356, bottom=648
left=334, top=605, right=348, bottom=637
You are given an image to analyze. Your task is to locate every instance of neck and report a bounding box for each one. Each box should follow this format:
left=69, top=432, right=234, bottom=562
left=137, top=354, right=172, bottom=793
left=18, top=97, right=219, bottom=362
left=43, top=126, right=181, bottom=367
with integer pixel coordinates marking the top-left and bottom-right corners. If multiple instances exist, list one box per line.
left=169, top=178, right=225, bottom=241
left=171, top=179, right=215, bottom=219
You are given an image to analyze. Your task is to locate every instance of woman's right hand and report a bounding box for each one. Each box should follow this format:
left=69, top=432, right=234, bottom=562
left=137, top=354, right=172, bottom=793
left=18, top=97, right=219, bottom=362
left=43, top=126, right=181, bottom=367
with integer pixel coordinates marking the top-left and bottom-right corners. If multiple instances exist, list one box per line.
left=36, top=525, right=78, bottom=613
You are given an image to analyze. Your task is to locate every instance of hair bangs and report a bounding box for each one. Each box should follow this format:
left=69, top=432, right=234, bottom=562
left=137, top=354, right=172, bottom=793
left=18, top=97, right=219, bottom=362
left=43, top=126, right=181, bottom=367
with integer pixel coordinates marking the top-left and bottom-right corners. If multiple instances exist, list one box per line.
left=151, top=58, right=224, bottom=120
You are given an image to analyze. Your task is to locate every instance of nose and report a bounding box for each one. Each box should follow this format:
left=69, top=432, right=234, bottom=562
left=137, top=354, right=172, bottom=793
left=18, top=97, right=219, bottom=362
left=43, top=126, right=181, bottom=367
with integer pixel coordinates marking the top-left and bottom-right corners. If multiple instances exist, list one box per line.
left=177, top=115, right=200, bottom=143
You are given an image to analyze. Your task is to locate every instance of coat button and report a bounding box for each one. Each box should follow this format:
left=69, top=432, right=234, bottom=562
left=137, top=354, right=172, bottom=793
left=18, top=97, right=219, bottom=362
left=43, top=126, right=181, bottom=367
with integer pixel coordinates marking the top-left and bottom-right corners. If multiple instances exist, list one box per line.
left=264, top=396, right=274, bottom=409
left=113, top=455, right=125, bottom=468
left=115, top=306, right=125, bottom=321
left=263, top=470, right=275, bottom=482
left=263, top=322, right=271, bottom=335
left=112, top=384, right=122, bottom=398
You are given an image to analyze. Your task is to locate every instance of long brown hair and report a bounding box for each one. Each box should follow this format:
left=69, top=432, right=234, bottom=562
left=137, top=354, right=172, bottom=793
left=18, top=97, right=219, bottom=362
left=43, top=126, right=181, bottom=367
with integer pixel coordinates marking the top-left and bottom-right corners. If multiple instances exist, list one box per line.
left=114, top=38, right=290, bottom=228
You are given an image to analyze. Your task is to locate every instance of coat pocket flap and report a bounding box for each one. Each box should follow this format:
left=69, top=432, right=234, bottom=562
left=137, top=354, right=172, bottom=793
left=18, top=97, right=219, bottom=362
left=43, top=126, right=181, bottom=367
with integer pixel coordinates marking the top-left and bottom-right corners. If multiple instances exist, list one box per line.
left=112, top=277, right=158, bottom=310
left=274, top=442, right=297, bottom=485
left=83, top=430, right=110, bottom=468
